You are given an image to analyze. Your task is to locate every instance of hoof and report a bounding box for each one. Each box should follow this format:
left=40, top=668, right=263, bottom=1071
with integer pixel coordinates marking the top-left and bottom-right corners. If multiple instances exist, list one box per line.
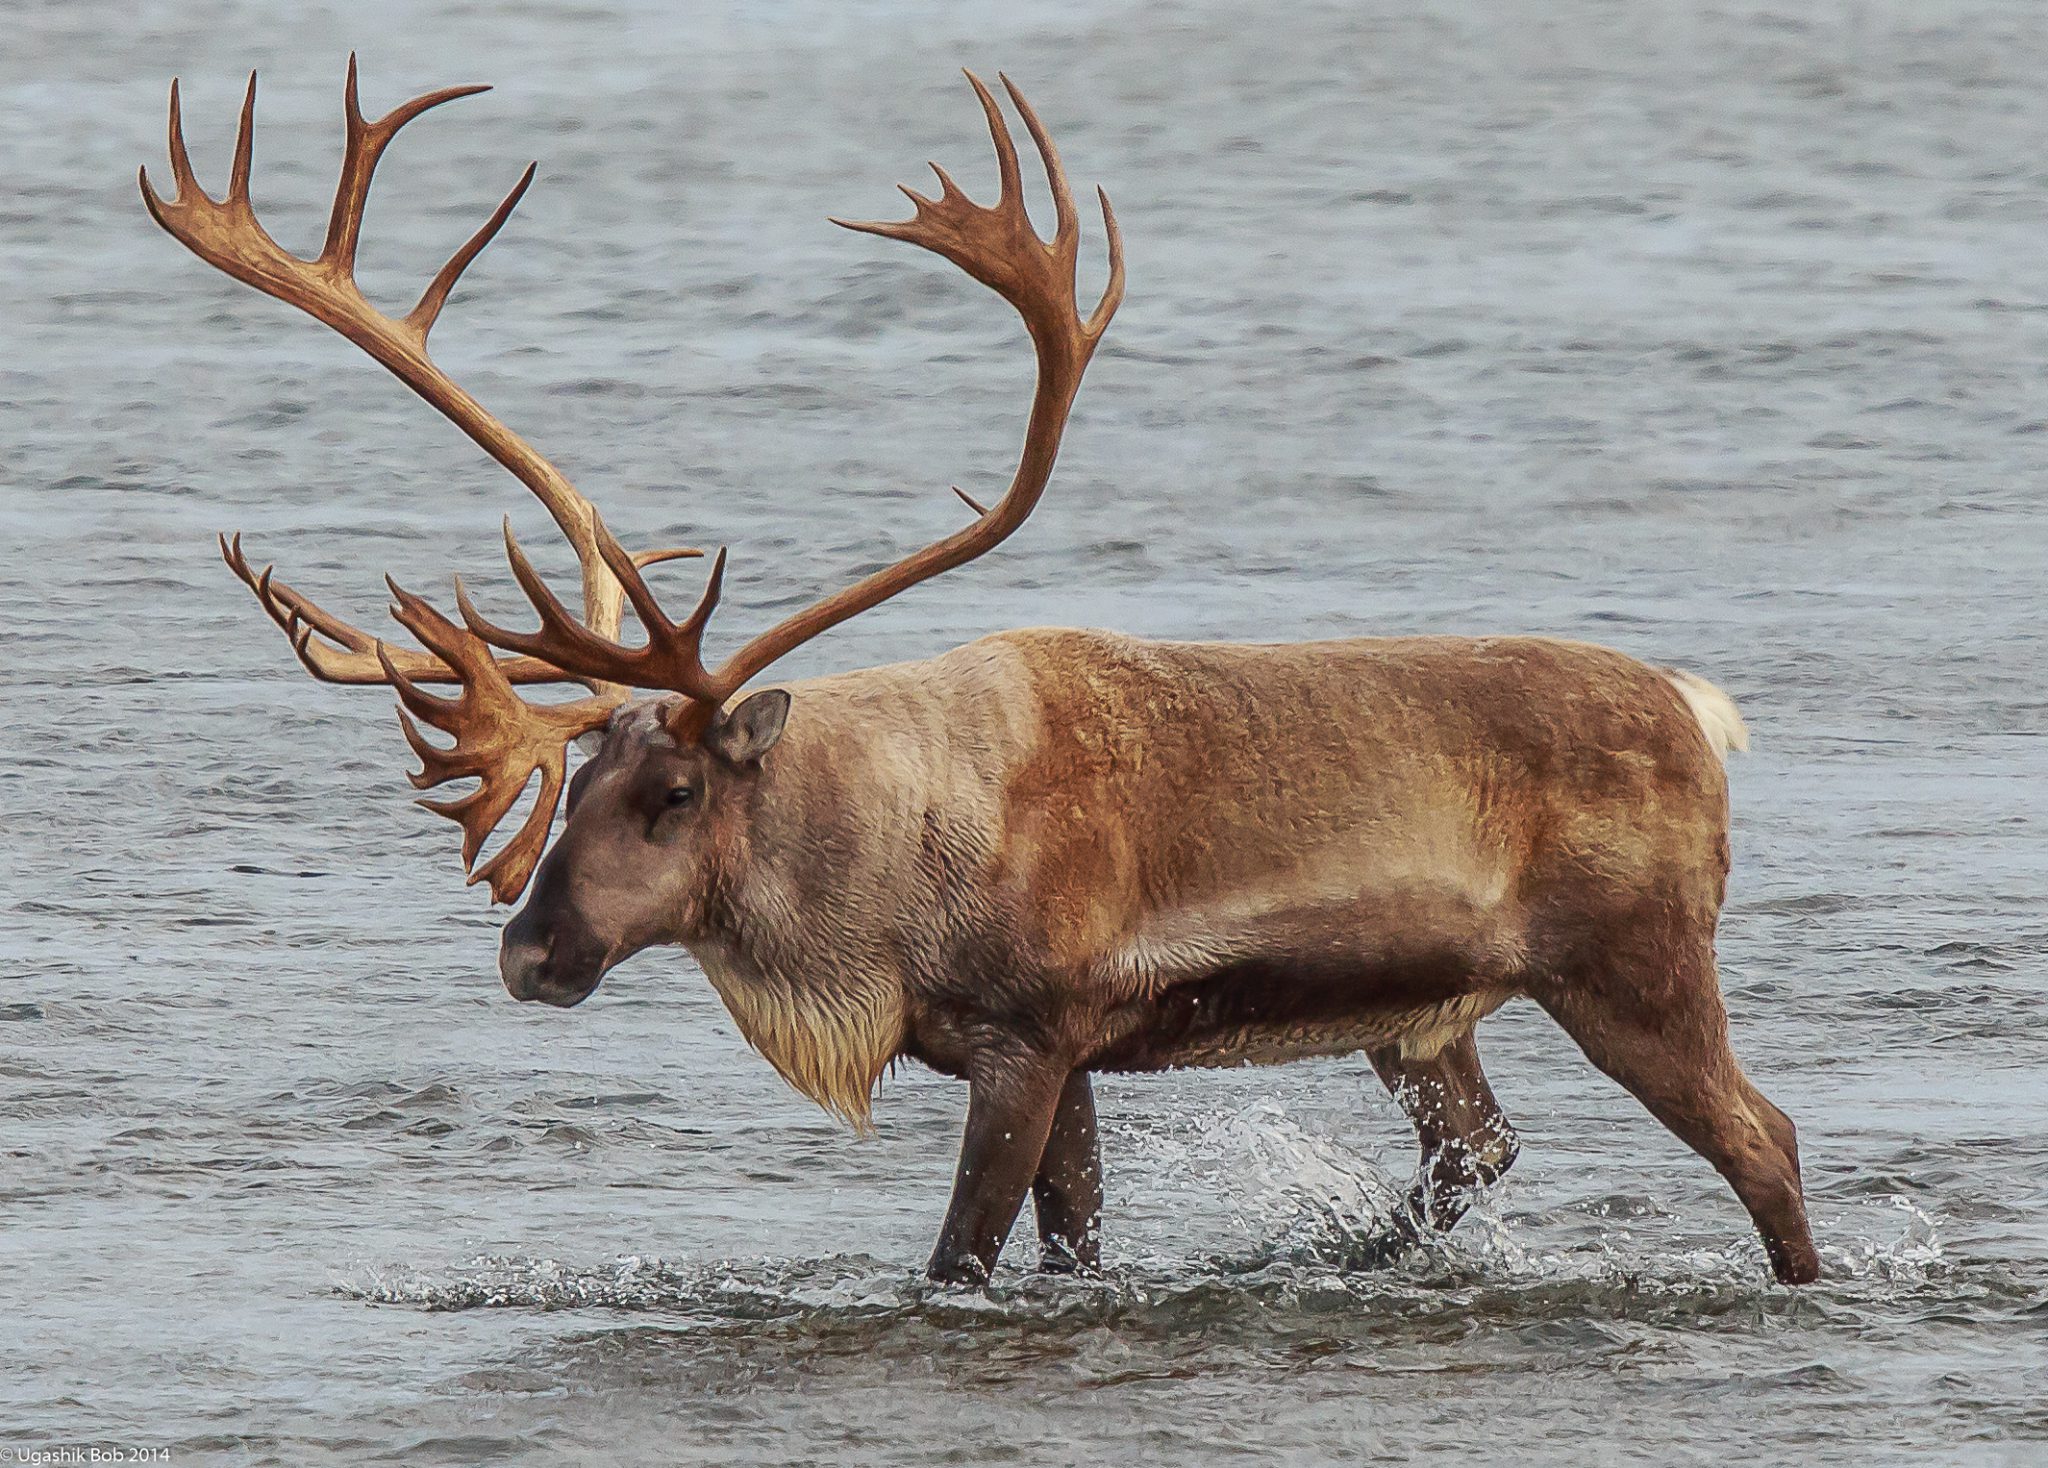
left=925, top=1253, right=992, bottom=1288
left=1040, top=1236, right=1105, bottom=1269
left=1769, top=1243, right=1823, bottom=1286
left=1035, top=1245, right=1101, bottom=1277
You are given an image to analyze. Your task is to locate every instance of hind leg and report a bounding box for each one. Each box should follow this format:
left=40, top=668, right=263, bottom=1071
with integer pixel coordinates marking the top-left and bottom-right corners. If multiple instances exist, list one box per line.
left=1368, top=1029, right=1520, bottom=1251
left=1541, top=942, right=1820, bottom=1284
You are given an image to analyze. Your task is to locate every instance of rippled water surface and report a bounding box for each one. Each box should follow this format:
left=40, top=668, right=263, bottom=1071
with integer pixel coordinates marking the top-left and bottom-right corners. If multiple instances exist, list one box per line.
left=7, top=1, right=2048, bottom=1462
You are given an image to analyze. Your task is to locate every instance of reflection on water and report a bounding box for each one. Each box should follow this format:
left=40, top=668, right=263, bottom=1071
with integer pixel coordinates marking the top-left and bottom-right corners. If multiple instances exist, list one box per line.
left=6, top=0, right=2048, bottom=1462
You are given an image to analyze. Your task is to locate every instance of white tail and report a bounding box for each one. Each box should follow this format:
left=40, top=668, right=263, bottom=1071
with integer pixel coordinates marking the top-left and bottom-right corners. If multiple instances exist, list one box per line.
left=1665, top=669, right=1750, bottom=760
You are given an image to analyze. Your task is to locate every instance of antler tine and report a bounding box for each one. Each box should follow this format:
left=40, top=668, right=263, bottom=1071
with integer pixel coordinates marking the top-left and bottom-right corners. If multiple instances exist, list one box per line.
left=995, top=71, right=1125, bottom=343
left=406, top=162, right=536, bottom=341
left=998, top=71, right=1125, bottom=344
left=456, top=521, right=627, bottom=677
left=632, top=545, right=706, bottom=570
left=996, top=73, right=1079, bottom=254
left=831, top=71, right=1122, bottom=347
left=382, top=580, right=474, bottom=719
left=325, top=54, right=493, bottom=278
left=1084, top=184, right=1126, bottom=339
left=228, top=73, right=257, bottom=204
left=155, top=78, right=200, bottom=202
left=593, top=512, right=726, bottom=651
left=968, top=71, right=1024, bottom=209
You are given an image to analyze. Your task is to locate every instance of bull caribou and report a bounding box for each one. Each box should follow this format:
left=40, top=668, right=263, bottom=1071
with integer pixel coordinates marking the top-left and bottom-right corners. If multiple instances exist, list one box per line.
left=143, top=64, right=1821, bottom=1286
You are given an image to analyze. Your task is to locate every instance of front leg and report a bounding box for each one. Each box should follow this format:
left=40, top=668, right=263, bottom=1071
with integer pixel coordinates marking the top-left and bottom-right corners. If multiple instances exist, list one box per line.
left=1032, top=1069, right=1102, bottom=1273
left=927, top=1050, right=1069, bottom=1286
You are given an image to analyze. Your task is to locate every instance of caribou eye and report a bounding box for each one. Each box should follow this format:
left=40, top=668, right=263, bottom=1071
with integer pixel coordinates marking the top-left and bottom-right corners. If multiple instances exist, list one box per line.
left=665, top=784, right=697, bottom=809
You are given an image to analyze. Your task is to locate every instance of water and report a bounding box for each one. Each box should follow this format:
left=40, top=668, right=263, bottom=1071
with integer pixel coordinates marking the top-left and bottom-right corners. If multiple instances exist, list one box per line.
left=5, top=0, right=2047, bottom=1461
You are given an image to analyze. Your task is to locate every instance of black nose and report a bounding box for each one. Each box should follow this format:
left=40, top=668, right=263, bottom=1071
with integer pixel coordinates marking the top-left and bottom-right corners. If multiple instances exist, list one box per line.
left=499, top=910, right=597, bottom=1007
left=499, top=929, right=554, bottom=1003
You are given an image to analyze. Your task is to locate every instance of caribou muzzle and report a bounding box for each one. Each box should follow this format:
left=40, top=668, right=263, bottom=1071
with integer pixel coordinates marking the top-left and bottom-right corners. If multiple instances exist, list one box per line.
left=498, top=903, right=607, bottom=1008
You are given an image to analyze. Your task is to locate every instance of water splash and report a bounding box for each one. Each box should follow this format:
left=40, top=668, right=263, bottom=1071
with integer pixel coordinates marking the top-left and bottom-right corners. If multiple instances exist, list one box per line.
left=1115, top=1096, right=1409, bottom=1256
left=341, top=1107, right=1969, bottom=1335
left=1820, top=1194, right=1947, bottom=1284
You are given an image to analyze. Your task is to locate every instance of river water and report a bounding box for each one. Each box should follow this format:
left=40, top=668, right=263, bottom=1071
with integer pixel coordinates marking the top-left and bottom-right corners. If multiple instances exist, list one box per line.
left=5, top=0, right=2047, bottom=1462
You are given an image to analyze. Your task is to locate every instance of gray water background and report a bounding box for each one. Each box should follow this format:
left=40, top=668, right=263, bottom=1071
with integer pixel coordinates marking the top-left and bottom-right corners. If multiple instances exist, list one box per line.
left=5, top=0, right=2047, bottom=1461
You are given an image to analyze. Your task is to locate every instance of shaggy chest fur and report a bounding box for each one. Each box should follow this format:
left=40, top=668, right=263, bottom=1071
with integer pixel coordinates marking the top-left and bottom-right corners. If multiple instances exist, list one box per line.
left=689, top=933, right=906, bottom=1130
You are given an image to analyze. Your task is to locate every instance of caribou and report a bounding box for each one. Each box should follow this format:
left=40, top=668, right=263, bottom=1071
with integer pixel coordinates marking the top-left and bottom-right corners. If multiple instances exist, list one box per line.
left=143, top=64, right=1821, bottom=1286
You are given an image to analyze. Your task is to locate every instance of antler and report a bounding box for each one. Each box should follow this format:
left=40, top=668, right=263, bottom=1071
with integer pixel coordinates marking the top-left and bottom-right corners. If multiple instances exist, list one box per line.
left=457, top=71, right=1123, bottom=737
left=142, top=63, right=707, bottom=897
left=724, top=71, right=1124, bottom=694
left=150, top=66, right=1123, bottom=901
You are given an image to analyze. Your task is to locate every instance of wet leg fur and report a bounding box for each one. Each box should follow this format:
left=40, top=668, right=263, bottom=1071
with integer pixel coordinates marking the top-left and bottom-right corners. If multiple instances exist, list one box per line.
left=1031, top=1070, right=1103, bottom=1273
left=927, top=1051, right=1069, bottom=1285
left=1539, top=938, right=1821, bottom=1285
left=1362, top=1030, right=1519, bottom=1261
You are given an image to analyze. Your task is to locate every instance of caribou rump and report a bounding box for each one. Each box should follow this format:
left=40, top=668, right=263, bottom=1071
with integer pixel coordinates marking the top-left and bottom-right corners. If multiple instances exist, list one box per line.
left=144, top=64, right=1821, bottom=1286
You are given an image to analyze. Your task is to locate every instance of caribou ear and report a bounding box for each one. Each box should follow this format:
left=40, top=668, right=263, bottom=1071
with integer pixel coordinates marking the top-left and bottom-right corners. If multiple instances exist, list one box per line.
left=708, top=689, right=791, bottom=766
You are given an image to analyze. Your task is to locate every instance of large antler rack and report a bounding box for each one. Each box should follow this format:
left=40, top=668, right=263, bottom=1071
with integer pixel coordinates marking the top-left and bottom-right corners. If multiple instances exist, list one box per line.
left=146, top=65, right=1121, bottom=900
